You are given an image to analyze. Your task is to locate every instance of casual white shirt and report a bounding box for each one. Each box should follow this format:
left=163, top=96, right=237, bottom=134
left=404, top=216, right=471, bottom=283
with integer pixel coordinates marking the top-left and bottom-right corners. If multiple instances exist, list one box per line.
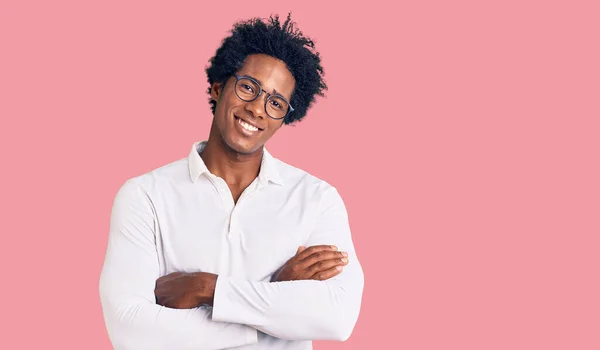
left=99, top=141, right=364, bottom=350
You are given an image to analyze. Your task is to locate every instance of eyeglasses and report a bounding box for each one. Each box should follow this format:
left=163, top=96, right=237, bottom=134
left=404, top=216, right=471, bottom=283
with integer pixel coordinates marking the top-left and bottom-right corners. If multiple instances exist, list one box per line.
left=232, top=74, right=294, bottom=120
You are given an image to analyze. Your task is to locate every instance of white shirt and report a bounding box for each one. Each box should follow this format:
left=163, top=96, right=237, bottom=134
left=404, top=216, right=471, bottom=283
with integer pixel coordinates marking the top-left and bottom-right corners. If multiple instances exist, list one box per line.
left=99, top=141, right=364, bottom=350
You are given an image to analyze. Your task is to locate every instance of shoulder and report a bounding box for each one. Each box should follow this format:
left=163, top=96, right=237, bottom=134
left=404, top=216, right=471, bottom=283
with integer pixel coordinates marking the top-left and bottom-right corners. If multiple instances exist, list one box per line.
left=116, top=157, right=189, bottom=196
left=272, top=156, right=343, bottom=203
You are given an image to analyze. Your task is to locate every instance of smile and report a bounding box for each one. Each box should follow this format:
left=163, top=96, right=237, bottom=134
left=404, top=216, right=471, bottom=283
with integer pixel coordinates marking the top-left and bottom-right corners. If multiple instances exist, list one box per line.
left=235, top=116, right=262, bottom=132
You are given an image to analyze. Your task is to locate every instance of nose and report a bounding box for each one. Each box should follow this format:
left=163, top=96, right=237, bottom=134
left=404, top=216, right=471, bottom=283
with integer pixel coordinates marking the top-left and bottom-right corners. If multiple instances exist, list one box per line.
left=244, top=94, right=267, bottom=119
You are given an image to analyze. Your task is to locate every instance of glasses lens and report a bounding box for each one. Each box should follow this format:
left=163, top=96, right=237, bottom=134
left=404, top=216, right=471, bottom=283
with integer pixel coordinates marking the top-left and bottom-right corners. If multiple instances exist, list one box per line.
left=266, top=95, right=290, bottom=119
left=235, top=78, right=259, bottom=101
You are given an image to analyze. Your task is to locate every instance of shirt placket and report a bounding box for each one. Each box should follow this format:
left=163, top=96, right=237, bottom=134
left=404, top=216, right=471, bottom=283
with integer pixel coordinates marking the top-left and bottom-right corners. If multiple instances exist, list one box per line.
left=227, top=179, right=265, bottom=277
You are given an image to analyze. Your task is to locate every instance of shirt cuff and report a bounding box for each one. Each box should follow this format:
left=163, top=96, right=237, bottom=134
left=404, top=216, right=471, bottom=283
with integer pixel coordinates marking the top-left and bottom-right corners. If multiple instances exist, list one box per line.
left=245, top=325, right=258, bottom=344
left=213, top=275, right=272, bottom=328
left=210, top=278, right=259, bottom=344
left=212, top=275, right=238, bottom=323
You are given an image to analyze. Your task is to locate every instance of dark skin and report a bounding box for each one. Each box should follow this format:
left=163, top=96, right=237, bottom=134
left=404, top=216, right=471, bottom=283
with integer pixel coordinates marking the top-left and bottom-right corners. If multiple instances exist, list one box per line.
left=156, top=246, right=349, bottom=308
left=155, top=272, right=218, bottom=308
left=155, top=54, right=348, bottom=309
left=270, top=245, right=349, bottom=282
left=200, top=54, right=293, bottom=203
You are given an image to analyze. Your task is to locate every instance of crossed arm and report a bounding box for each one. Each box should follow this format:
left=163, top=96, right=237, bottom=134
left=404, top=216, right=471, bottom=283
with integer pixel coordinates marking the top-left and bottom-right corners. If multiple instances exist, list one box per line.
left=99, top=180, right=364, bottom=350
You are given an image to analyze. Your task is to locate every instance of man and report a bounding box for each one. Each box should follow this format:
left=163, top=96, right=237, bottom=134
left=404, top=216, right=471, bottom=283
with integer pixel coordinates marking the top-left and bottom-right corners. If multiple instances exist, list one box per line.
left=99, top=14, right=364, bottom=350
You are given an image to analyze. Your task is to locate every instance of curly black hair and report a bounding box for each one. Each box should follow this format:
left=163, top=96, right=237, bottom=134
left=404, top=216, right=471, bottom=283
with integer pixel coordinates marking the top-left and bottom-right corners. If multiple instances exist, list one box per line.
left=205, top=13, right=327, bottom=125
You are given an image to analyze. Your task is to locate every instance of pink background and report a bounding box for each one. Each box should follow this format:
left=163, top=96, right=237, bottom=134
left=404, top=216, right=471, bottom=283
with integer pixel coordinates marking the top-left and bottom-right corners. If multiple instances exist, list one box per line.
left=1, top=0, right=599, bottom=349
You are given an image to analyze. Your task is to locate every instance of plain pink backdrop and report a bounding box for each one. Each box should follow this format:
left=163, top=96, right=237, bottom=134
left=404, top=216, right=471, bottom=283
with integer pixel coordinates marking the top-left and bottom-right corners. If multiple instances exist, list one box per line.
left=1, top=1, right=599, bottom=349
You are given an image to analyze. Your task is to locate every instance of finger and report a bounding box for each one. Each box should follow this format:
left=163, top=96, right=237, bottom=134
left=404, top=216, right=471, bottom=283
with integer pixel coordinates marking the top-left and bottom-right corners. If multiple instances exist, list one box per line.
left=306, top=257, right=349, bottom=276
left=299, top=250, right=348, bottom=268
left=296, top=246, right=306, bottom=254
left=311, top=265, right=344, bottom=281
left=295, top=245, right=337, bottom=261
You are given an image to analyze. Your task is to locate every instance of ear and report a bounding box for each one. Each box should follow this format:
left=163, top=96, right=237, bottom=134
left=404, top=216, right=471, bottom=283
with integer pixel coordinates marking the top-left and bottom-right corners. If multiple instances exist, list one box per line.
left=210, top=82, right=223, bottom=102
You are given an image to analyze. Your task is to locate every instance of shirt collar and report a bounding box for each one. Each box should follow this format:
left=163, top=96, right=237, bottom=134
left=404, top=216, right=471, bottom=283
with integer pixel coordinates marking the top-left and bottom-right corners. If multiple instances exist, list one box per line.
left=188, top=141, right=210, bottom=182
left=188, top=141, right=284, bottom=186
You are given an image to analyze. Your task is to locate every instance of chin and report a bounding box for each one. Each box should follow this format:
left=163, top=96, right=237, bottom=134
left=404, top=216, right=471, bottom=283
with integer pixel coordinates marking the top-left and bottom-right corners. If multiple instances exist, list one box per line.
left=223, top=135, right=261, bottom=155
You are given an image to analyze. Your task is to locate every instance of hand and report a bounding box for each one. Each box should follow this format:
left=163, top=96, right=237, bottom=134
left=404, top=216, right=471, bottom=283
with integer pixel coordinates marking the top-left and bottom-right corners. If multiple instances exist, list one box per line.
left=272, top=245, right=349, bottom=282
left=155, top=271, right=218, bottom=309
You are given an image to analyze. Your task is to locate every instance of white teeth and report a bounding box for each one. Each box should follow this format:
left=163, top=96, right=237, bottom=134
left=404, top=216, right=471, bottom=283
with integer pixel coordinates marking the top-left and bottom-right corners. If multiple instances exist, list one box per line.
left=238, top=118, right=259, bottom=132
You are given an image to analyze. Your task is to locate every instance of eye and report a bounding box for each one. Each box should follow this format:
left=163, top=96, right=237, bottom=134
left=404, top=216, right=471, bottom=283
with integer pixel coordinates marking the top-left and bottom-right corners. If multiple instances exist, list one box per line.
left=242, top=84, right=254, bottom=93
left=269, top=99, right=282, bottom=109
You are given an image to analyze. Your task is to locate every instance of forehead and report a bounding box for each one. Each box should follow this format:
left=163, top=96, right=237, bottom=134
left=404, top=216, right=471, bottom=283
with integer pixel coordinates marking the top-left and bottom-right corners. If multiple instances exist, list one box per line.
left=236, top=54, right=296, bottom=98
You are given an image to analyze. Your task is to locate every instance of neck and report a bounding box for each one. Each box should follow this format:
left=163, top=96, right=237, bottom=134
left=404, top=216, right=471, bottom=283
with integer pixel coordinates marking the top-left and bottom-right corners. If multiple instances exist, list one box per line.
left=200, top=133, right=263, bottom=187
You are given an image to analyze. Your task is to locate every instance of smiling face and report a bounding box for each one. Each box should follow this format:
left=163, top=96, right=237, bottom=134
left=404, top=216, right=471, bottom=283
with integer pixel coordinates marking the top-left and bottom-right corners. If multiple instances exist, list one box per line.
left=210, top=54, right=296, bottom=155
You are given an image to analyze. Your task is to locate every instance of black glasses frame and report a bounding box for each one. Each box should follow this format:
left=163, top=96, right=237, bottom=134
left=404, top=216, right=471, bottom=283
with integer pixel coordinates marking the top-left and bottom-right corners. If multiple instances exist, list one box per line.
left=232, top=74, right=294, bottom=120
